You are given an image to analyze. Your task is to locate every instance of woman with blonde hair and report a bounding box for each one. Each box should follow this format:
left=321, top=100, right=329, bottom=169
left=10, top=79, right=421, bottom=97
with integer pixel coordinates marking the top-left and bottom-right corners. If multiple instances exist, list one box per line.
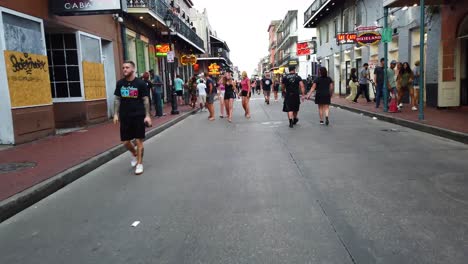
left=239, top=71, right=251, bottom=118
left=218, top=74, right=226, bottom=118
left=223, top=70, right=237, bottom=122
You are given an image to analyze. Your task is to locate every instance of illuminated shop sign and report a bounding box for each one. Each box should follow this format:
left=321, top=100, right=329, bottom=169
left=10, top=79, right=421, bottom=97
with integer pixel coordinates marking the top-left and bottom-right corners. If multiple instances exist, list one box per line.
left=356, top=32, right=382, bottom=46
left=181, top=54, right=197, bottom=66
left=156, top=44, right=171, bottom=56
left=208, top=63, right=220, bottom=75
left=336, top=33, right=357, bottom=45
left=51, top=0, right=127, bottom=16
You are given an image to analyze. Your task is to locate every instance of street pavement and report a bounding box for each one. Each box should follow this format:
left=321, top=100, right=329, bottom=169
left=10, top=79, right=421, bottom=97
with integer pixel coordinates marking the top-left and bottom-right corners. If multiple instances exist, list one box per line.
left=1, top=94, right=467, bottom=264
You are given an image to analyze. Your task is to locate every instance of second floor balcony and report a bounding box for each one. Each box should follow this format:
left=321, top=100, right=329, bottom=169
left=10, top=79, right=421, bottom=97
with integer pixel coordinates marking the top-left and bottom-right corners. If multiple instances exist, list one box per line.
left=127, top=0, right=205, bottom=53
left=304, top=0, right=343, bottom=28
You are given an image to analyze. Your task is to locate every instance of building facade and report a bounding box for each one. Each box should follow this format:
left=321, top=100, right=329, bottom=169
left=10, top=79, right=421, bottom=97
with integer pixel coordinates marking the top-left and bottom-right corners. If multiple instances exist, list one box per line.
left=267, top=20, right=281, bottom=71
left=0, top=0, right=123, bottom=144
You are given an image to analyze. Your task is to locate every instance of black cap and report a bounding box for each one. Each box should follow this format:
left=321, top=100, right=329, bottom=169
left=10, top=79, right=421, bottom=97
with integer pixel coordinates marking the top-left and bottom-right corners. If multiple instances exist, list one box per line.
left=288, top=65, right=296, bottom=72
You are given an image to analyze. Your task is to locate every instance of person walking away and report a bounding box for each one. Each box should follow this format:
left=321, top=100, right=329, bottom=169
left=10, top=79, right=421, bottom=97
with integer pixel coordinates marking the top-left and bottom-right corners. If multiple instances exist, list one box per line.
left=174, top=75, right=184, bottom=106
left=197, top=79, right=207, bottom=111
left=218, top=74, right=226, bottom=118
left=189, top=75, right=198, bottom=108
left=141, top=72, right=153, bottom=112
left=412, top=61, right=421, bottom=111
left=261, top=72, right=273, bottom=104
left=113, top=61, right=152, bottom=175
left=256, top=78, right=261, bottom=95
left=183, top=80, right=190, bottom=105
left=346, top=68, right=358, bottom=101
left=282, top=66, right=305, bottom=128
left=353, top=63, right=371, bottom=103
left=240, top=71, right=251, bottom=118
left=205, top=73, right=216, bottom=121
left=397, top=62, right=414, bottom=111
left=373, top=58, right=386, bottom=108
left=223, top=70, right=237, bottom=123
left=250, top=78, right=257, bottom=97
left=306, top=67, right=334, bottom=125
left=153, top=73, right=164, bottom=117
left=273, top=79, right=280, bottom=102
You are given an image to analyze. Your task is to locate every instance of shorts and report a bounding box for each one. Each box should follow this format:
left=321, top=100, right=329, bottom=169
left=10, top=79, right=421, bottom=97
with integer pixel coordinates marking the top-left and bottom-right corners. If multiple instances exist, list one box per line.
left=263, top=90, right=271, bottom=97
left=224, top=92, right=236, bottom=100
left=176, top=90, right=183, bottom=96
left=241, top=90, right=250, bottom=97
left=120, top=116, right=145, bottom=141
left=206, top=93, right=215, bottom=104
left=198, top=94, right=207, bottom=104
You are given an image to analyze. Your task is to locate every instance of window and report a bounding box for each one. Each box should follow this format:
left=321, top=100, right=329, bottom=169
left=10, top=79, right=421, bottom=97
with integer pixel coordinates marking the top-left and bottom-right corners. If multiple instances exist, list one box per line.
left=334, top=18, right=338, bottom=36
left=46, top=33, right=81, bottom=98
left=2, top=12, right=44, bottom=54
left=343, top=9, right=349, bottom=33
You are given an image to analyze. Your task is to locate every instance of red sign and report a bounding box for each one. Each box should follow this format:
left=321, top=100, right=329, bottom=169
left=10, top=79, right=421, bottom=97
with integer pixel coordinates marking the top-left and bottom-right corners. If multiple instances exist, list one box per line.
left=356, top=32, right=382, bottom=46
left=336, top=33, right=357, bottom=45
left=296, top=42, right=311, bottom=56
left=156, top=44, right=170, bottom=56
left=355, top=26, right=382, bottom=31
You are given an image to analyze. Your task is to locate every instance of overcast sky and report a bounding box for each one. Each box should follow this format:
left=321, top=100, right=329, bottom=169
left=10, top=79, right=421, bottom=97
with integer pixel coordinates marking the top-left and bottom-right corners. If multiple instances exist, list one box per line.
left=193, top=0, right=312, bottom=75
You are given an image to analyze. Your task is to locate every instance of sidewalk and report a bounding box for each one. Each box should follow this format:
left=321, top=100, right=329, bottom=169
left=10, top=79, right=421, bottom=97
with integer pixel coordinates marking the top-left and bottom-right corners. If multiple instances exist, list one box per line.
left=0, top=104, right=197, bottom=222
left=332, top=96, right=468, bottom=143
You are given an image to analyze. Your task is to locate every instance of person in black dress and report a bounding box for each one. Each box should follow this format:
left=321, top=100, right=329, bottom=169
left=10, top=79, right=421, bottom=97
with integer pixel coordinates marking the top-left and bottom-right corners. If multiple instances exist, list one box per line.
left=223, top=70, right=237, bottom=123
left=282, top=66, right=306, bottom=128
left=306, top=67, right=334, bottom=125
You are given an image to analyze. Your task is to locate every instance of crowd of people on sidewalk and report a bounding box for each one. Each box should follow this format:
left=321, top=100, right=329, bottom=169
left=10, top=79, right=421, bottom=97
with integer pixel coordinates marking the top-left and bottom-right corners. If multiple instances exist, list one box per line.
left=346, top=58, right=421, bottom=112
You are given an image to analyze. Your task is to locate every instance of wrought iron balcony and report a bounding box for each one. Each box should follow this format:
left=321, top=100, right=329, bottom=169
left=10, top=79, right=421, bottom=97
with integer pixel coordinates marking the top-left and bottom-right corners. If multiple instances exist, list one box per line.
left=304, top=0, right=342, bottom=28
left=127, top=0, right=204, bottom=51
left=211, top=48, right=231, bottom=65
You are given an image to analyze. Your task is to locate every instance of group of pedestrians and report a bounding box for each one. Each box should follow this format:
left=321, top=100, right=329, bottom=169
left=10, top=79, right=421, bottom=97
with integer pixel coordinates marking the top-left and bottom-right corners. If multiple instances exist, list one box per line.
left=347, top=59, right=421, bottom=111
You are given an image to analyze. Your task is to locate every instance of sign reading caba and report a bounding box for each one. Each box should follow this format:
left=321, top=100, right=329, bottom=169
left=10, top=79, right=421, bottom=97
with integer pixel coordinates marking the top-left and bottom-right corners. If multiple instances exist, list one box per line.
left=51, top=0, right=127, bottom=16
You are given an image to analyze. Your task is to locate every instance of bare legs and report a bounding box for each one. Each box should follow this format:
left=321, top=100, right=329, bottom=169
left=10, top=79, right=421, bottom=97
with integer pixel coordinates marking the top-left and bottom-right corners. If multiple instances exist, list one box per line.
left=318, top=104, right=330, bottom=124
left=207, top=103, right=215, bottom=120
left=123, top=139, right=144, bottom=164
left=225, top=99, right=234, bottom=122
left=219, top=96, right=225, bottom=117
left=242, top=96, right=250, bottom=118
left=274, top=91, right=278, bottom=101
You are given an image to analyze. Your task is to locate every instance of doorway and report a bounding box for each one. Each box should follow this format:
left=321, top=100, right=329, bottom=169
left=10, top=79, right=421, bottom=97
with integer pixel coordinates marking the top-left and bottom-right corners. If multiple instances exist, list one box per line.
left=102, top=40, right=116, bottom=118
left=461, top=38, right=468, bottom=105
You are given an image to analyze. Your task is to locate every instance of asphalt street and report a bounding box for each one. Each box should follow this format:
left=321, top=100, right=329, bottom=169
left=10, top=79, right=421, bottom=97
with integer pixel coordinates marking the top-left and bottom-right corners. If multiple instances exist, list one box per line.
left=1, top=94, right=468, bottom=264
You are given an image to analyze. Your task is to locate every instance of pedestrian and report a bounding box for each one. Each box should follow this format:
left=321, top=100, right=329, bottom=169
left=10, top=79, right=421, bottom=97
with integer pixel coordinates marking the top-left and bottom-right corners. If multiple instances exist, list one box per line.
left=174, top=74, right=184, bottom=106
left=353, top=63, right=371, bottom=103
left=282, top=65, right=305, bottom=128
left=387, top=60, right=398, bottom=110
left=273, top=78, right=280, bottom=102
left=397, top=62, right=414, bottom=110
left=346, top=68, right=358, bottom=101
left=261, top=71, right=273, bottom=105
left=223, top=70, right=237, bottom=123
left=197, top=78, right=207, bottom=111
left=218, top=73, right=226, bottom=118
left=189, top=75, right=198, bottom=108
left=142, top=72, right=153, bottom=111
left=373, top=58, right=386, bottom=108
left=256, top=78, right=261, bottom=95
left=113, top=61, right=152, bottom=175
left=250, top=78, right=257, bottom=97
left=412, top=61, right=420, bottom=111
left=205, top=72, right=216, bottom=121
left=240, top=71, right=251, bottom=118
left=307, top=67, right=334, bottom=125
left=152, top=72, right=164, bottom=117
left=184, top=80, right=190, bottom=106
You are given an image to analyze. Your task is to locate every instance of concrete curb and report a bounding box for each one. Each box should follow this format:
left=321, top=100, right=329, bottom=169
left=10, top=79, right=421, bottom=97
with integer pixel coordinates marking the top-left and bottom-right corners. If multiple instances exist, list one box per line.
left=0, top=109, right=198, bottom=223
left=332, top=103, right=468, bottom=144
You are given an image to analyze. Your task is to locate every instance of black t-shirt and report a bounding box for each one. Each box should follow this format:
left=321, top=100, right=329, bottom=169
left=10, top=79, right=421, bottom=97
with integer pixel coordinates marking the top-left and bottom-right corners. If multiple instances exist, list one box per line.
left=314, top=76, right=334, bottom=96
left=281, top=74, right=302, bottom=95
left=374, top=66, right=384, bottom=85
left=114, top=77, right=149, bottom=118
left=205, top=78, right=216, bottom=94
left=262, top=78, right=272, bottom=91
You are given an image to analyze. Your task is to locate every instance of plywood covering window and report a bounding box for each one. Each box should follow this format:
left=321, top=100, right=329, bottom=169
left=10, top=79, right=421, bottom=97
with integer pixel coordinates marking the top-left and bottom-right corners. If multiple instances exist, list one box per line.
left=46, top=33, right=81, bottom=98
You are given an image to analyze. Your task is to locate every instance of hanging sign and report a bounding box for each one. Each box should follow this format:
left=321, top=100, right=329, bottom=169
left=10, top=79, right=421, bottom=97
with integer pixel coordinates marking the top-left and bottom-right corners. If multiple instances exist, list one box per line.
left=181, top=54, right=197, bottom=66
left=296, top=42, right=311, bottom=56
left=355, top=26, right=382, bottom=31
left=336, top=33, right=357, bottom=45
left=167, top=51, right=175, bottom=63
left=208, top=63, right=220, bottom=75
left=356, top=32, right=382, bottom=45
left=156, top=44, right=170, bottom=56
left=51, top=0, right=127, bottom=16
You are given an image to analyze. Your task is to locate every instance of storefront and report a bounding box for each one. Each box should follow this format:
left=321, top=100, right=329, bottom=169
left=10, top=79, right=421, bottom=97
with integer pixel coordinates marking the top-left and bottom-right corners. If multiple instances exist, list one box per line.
left=0, top=1, right=122, bottom=144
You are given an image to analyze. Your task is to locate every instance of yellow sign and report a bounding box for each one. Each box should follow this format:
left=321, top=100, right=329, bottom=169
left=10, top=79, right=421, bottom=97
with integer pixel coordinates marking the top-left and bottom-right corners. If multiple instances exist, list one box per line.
left=4, top=51, right=52, bottom=108
left=181, top=54, right=197, bottom=66
left=208, top=63, right=221, bottom=76
left=83, top=61, right=106, bottom=100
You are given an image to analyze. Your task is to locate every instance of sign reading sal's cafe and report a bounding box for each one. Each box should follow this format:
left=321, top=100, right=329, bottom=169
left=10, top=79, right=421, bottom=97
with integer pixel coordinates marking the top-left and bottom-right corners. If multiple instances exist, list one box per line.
left=51, top=0, right=127, bottom=16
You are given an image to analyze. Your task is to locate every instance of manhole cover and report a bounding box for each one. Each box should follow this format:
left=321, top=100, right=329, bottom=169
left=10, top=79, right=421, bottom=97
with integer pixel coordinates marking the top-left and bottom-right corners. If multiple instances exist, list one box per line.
left=433, top=173, right=468, bottom=205
left=0, top=162, right=36, bottom=174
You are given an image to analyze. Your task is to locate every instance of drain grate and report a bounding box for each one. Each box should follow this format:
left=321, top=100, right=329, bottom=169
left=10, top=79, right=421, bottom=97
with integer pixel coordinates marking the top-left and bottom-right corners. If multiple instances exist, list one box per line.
left=0, top=162, right=37, bottom=174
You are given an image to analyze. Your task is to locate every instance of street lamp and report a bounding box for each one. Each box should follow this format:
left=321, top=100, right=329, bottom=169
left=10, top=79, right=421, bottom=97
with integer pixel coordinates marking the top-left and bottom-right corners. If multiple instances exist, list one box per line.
left=164, top=11, right=179, bottom=115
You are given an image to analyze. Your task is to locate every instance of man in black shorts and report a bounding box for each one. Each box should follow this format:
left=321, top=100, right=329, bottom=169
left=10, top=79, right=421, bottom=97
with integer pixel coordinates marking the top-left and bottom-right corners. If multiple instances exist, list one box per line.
left=261, top=71, right=273, bottom=105
left=113, top=61, right=152, bottom=175
left=282, top=66, right=305, bottom=128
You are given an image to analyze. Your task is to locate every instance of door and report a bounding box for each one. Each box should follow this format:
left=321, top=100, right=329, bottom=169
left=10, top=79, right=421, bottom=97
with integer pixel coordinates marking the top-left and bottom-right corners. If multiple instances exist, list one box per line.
left=461, top=38, right=468, bottom=105
left=102, top=40, right=116, bottom=118
left=345, top=61, right=351, bottom=94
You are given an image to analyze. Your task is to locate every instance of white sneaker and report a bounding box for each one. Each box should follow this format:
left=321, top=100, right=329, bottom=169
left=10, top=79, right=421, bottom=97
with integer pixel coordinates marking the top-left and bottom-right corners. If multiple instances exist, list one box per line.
left=131, top=156, right=138, bottom=167
left=398, top=103, right=403, bottom=108
left=135, top=164, right=144, bottom=175
left=411, top=106, right=417, bottom=111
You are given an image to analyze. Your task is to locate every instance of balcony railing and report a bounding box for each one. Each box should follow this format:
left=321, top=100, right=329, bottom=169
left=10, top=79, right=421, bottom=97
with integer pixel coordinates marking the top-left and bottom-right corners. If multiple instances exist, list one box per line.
left=127, top=0, right=204, bottom=50
left=211, top=48, right=231, bottom=64
left=304, top=0, right=327, bottom=25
